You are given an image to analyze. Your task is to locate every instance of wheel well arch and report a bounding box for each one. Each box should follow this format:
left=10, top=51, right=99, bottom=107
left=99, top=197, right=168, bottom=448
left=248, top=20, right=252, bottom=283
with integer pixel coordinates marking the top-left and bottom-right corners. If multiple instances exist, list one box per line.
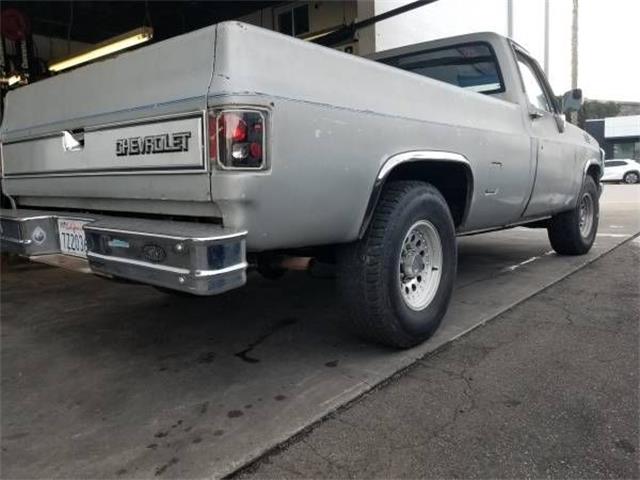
left=358, top=152, right=474, bottom=238
left=586, top=163, right=602, bottom=184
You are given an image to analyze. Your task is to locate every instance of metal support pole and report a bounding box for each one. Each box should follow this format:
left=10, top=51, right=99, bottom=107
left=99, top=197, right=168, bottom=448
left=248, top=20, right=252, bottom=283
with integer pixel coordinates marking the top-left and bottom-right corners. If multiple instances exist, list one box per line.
left=314, top=0, right=439, bottom=47
left=507, top=0, right=513, bottom=38
left=570, top=0, right=579, bottom=123
left=544, top=0, right=550, bottom=76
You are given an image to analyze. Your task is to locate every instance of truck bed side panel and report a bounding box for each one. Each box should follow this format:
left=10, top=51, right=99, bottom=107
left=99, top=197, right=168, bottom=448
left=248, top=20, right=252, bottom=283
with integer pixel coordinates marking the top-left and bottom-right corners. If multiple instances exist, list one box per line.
left=207, top=24, right=532, bottom=249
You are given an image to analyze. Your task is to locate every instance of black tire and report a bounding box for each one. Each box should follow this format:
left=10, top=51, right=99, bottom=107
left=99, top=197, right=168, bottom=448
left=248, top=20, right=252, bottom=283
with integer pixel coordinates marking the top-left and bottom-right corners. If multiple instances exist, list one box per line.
left=623, top=171, right=640, bottom=184
left=337, top=181, right=457, bottom=348
left=547, top=175, right=599, bottom=255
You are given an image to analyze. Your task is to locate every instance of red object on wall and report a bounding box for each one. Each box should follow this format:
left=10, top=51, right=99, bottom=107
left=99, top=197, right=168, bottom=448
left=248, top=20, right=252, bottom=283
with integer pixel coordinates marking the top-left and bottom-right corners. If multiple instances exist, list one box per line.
left=1, top=8, right=31, bottom=42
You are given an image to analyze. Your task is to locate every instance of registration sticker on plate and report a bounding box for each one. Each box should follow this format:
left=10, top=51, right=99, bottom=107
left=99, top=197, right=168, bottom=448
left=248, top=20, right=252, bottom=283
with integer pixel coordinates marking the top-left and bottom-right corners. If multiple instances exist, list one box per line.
left=57, top=218, right=89, bottom=258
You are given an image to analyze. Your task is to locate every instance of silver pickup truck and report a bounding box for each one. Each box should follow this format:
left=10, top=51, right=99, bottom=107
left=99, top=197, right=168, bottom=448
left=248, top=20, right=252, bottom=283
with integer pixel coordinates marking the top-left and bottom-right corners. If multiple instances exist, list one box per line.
left=0, top=22, right=602, bottom=348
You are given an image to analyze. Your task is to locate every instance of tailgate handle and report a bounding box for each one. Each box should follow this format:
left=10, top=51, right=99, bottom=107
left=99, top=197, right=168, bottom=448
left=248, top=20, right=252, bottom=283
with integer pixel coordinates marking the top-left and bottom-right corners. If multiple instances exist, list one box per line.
left=61, top=129, right=85, bottom=152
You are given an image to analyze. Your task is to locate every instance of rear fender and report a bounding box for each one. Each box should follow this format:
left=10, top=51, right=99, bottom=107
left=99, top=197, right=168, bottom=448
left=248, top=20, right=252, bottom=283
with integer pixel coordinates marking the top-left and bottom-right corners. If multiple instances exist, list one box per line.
left=358, top=150, right=474, bottom=238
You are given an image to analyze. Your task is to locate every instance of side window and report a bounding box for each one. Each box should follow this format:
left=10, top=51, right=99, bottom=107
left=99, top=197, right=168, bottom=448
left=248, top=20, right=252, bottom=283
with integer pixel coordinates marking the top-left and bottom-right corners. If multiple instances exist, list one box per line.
left=613, top=141, right=640, bottom=160
left=379, top=42, right=505, bottom=95
left=516, top=55, right=552, bottom=113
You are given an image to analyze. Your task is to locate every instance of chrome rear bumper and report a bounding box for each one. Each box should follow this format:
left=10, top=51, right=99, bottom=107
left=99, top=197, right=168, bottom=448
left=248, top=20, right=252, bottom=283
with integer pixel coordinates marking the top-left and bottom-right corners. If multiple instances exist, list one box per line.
left=0, top=208, right=247, bottom=295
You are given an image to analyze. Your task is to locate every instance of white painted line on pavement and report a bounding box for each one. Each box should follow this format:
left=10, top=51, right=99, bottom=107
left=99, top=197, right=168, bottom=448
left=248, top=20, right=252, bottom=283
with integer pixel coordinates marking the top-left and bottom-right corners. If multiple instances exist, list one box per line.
left=502, top=256, right=538, bottom=272
left=502, top=250, right=557, bottom=272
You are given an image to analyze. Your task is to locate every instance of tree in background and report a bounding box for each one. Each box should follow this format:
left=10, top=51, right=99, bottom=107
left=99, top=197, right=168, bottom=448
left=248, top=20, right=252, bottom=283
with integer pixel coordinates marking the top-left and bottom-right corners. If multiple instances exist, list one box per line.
left=555, top=97, right=621, bottom=127
left=578, top=100, right=621, bottom=128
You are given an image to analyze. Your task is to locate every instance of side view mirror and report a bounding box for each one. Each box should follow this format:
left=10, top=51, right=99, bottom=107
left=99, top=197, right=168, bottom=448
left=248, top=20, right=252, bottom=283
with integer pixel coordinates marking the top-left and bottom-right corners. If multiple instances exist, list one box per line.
left=562, top=88, right=583, bottom=113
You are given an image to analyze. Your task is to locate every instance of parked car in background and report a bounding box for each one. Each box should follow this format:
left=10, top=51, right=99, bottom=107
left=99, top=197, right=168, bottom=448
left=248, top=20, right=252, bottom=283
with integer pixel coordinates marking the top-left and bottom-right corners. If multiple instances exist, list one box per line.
left=602, top=159, right=640, bottom=184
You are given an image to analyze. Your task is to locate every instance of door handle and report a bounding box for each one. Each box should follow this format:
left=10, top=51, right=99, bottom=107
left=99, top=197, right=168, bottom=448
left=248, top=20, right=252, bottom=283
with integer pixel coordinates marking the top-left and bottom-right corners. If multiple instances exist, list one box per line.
left=528, top=109, right=544, bottom=120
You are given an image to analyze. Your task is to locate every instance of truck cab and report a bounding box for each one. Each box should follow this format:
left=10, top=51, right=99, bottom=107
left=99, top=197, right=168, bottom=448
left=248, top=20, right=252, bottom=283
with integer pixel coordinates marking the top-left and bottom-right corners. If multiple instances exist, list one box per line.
left=371, top=32, right=602, bottom=227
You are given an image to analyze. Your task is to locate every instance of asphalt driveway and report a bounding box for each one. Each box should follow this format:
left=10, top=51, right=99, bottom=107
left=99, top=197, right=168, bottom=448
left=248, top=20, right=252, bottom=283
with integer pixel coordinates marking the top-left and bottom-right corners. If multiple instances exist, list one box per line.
left=1, top=185, right=638, bottom=479
left=237, top=238, right=640, bottom=479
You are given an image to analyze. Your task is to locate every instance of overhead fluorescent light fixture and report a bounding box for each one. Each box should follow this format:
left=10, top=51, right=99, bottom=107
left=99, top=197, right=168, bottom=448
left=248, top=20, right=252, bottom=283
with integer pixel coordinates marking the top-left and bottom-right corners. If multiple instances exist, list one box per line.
left=49, top=26, right=153, bottom=72
left=300, top=26, right=340, bottom=42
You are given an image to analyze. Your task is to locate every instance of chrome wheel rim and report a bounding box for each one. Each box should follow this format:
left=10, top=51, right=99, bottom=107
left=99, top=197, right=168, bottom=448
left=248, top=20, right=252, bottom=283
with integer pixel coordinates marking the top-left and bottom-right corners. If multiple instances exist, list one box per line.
left=578, top=192, right=594, bottom=237
left=625, top=172, right=639, bottom=184
left=399, top=220, right=443, bottom=311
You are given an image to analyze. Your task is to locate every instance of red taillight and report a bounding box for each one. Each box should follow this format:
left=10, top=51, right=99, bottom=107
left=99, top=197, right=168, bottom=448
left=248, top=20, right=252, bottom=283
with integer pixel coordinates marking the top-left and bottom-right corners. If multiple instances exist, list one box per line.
left=249, top=142, right=262, bottom=159
left=220, top=113, right=247, bottom=142
left=211, top=110, right=266, bottom=170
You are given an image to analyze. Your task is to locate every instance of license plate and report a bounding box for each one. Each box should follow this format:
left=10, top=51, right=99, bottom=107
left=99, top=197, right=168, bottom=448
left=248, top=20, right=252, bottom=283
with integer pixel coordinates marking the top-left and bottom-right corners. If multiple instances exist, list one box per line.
left=58, top=218, right=89, bottom=258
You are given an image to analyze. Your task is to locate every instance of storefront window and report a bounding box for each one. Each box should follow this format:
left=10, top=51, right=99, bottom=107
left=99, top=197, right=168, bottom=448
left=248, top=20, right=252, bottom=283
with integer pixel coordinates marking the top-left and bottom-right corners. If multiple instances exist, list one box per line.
left=613, top=140, right=640, bottom=160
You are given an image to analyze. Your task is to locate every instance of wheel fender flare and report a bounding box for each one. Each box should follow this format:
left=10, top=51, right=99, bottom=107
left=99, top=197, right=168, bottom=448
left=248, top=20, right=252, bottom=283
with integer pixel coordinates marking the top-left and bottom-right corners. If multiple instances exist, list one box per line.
left=358, top=150, right=474, bottom=238
left=581, top=152, right=604, bottom=202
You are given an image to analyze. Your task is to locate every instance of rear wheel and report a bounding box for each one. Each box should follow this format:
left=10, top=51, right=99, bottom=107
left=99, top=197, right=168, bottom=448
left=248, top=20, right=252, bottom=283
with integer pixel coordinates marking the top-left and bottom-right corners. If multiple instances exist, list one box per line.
left=547, top=175, right=599, bottom=255
left=623, top=171, right=639, bottom=184
left=338, top=181, right=457, bottom=348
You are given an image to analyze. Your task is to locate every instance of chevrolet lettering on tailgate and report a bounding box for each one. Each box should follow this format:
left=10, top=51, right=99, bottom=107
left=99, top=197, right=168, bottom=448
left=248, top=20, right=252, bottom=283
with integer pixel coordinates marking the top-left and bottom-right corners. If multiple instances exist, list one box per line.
left=115, top=131, right=191, bottom=156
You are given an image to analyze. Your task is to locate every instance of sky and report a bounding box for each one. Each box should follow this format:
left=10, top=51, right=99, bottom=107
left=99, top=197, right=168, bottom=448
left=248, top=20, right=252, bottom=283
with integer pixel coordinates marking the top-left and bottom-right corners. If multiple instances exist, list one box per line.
left=374, top=0, right=639, bottom=102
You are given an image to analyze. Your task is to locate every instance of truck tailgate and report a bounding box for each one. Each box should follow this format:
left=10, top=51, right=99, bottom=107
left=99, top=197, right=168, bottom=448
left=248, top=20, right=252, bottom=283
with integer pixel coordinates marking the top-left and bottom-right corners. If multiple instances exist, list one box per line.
left=1, top=26, right=217, bottom=199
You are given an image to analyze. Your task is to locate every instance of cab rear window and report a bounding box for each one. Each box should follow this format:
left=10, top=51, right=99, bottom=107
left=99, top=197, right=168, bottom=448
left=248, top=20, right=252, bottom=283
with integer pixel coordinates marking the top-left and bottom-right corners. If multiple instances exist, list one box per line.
left=379, top=42, right=505, bottom=95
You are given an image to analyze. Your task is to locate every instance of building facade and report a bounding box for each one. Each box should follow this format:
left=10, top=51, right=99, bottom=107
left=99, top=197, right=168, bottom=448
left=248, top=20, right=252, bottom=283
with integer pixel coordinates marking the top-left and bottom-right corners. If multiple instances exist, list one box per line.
left=585, top=115, right=640, bottom=160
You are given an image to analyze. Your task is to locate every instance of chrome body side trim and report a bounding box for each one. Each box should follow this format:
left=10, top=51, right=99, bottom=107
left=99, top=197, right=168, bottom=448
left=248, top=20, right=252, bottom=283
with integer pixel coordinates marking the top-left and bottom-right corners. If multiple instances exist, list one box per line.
left=2, top=169, right=210, bottom=179
left=457, top=215, right=552, bottom=236
left=84, top=226, right=247, bottom=243
left=358, top=150, right=473, bottom=238
left=87, top=251, right=248, bottom=278
left=377, top=150, right=471, bottom=181
left=194, top=263, right=248, bottom=278
left=0, top=235, right=32, bottom=245
left=87, top=251, right=192, bottom=275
